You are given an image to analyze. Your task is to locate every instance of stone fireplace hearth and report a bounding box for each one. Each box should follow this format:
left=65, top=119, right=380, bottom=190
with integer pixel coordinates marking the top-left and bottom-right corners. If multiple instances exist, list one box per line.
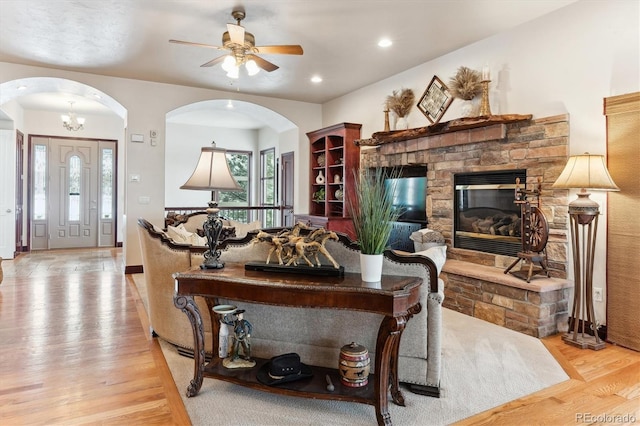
left=359, top=114, right=573, bottom=337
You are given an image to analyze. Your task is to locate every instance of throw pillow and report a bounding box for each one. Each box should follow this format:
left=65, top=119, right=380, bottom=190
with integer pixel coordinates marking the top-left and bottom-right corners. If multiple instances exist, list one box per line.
left=228, top=219, right=261, bottom=238
left=166, top=225, right=190, bottom=243
left=167, top=224, right=207, bottom=246
left=414, top=244, right=447, bottom=276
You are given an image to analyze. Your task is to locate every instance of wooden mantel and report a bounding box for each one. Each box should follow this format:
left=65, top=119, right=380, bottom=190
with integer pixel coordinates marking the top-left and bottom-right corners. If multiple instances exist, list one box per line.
left=355, top=114, right=533, bottom=146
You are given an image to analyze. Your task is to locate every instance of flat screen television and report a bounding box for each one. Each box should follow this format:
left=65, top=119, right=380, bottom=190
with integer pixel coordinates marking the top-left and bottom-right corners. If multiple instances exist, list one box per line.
left=384, top=169, right=427, bottom=224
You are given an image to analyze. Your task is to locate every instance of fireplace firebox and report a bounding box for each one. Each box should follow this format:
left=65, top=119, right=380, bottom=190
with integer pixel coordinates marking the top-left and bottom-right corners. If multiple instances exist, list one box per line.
left=454, top=170, right=526, bottom=256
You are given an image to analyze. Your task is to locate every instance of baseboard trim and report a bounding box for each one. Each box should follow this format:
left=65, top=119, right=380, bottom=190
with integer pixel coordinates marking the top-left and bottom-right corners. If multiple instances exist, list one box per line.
left=125, top=265, right=143, bottom=274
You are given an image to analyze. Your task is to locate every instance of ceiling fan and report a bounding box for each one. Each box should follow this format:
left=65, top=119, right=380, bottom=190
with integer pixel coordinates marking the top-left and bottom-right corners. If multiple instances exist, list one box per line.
left=169, top=9, right=303, bottom=78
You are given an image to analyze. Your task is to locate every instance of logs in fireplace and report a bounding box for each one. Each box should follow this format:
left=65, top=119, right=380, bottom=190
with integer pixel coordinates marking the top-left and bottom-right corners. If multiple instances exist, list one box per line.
left=454, top=170, right=526, bottom=257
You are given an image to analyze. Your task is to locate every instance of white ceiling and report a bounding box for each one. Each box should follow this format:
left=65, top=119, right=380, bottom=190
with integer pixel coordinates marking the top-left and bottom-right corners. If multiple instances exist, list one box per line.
left=0, top=0, right=577, bottom=126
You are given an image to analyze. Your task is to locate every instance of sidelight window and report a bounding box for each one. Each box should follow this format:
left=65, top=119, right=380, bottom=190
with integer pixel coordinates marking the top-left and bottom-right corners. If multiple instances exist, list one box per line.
left=101, top=148, right=113, bottom=219
left=33, top=144, right=47, bottom=220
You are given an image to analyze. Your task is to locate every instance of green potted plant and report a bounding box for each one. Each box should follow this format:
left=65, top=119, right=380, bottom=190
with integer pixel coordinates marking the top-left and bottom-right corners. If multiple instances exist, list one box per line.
left=347, top=167, right=404, bottom=282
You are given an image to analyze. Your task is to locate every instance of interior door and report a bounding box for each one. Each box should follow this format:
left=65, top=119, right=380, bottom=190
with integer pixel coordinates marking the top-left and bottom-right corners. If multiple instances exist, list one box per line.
left=48, top=137, right=99, bottom=249
left=15, top=130, right=24, bottom=254
left=0, top=129, right=15, bottom=259
left=280, top=151, right=294, bottom=227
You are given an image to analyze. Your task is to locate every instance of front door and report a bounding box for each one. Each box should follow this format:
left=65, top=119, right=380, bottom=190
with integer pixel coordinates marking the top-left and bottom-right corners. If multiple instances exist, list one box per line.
left=30, top=136, right=116, bottom=250
left=48, top=137, right=99, bottom=249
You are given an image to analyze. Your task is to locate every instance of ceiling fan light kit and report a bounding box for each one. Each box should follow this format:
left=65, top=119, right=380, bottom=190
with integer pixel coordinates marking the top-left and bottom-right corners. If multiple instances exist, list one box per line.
left=170, top=9, right=303, bottom=77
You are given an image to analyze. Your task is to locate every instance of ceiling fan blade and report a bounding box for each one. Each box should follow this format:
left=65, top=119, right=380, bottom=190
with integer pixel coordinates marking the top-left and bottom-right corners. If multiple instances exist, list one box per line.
left=227, top=23, right=245, bottom=45
left=169, top=39, right=225, bottom=50
left=200, top=56, right=227, bottom=67
left=247, top=54, right=279, bottom=72
left=254, top=45, right=304, bottom=55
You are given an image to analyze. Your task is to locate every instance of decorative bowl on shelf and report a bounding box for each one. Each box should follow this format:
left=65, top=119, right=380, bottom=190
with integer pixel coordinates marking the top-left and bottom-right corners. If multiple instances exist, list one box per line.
left=317, top=153, right=326, bottom=167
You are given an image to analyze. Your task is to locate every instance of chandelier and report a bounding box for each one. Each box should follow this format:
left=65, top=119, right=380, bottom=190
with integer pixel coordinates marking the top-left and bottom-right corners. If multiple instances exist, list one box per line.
left=61, top=101, right=85, bottom=131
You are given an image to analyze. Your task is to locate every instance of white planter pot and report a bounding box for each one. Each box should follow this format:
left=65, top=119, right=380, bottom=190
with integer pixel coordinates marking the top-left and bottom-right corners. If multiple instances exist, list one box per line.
left=359, top=253, right=384, bottom=283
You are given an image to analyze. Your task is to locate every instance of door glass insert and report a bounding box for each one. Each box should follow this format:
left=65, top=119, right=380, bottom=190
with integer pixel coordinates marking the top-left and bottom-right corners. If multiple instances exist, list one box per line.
left=33, top=144, right=47, bottom=220
left=101, top=148, right=113, bottom=219
left=69, top=155, right=81, bottom=221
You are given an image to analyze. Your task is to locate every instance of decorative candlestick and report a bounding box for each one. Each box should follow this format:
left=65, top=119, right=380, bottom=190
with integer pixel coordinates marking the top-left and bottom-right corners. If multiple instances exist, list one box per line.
left=478, top=80, right=492, bottom=117
left=383, top=108, right=390, bottom=132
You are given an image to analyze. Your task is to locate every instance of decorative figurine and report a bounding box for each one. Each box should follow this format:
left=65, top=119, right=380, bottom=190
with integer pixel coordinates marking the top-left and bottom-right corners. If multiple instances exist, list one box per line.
left=222, top=309, right=256, bottom=369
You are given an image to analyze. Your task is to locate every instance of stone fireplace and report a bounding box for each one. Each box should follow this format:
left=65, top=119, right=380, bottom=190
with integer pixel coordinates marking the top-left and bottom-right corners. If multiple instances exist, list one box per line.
left=359, top=114, right=573, bottom=337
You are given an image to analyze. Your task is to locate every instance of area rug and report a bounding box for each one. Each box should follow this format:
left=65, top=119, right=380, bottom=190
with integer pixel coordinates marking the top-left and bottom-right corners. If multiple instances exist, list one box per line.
left=132, top=274, right=568, bottom=425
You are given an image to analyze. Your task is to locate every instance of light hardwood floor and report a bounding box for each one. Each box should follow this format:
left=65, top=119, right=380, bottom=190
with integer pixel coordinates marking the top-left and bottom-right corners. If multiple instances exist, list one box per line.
left=0, top=248, right=638, bottom=425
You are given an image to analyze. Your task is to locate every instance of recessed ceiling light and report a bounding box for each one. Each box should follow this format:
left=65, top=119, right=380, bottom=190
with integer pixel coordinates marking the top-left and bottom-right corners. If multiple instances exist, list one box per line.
left=311, top=76, right=323, bottom=84
left=226, top=99, right=234, bottom=109
left=17, top=85, right=27, bottom=90
left=378, top=38, right=392, bottom=48
left=93, top=93, right=102, bottom=99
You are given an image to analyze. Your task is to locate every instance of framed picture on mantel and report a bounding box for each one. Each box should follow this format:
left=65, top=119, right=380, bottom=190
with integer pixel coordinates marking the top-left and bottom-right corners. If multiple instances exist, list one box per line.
left=417, top=75, right=453, bottom=125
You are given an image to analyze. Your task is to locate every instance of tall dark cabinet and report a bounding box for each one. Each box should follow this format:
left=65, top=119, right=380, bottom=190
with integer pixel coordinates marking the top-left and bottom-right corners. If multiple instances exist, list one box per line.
left=295, top=122, right=361, bottom=239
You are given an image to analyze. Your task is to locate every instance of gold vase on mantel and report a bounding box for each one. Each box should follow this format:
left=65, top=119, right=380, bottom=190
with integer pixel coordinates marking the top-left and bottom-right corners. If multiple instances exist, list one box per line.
left=478, top=80, right=492, bottom=117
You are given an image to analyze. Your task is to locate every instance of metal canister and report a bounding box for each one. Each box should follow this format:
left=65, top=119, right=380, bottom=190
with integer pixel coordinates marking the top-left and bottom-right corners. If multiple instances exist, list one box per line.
left=339, top=342, right=370, bottom=387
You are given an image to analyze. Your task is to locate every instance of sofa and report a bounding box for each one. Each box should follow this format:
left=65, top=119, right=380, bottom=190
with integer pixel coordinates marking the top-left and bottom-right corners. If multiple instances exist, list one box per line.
left=164, top=210, right=261, bottom=240
left=137, top=217, right=445, bottom=396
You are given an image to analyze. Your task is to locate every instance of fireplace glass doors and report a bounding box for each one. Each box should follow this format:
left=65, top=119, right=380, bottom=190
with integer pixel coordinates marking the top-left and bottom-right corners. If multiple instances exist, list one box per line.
left=454, top=170, right=526, bottom=256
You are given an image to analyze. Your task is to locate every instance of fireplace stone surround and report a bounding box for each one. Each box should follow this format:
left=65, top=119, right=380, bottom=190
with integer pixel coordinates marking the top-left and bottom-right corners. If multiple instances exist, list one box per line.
left=359, top=114, right=573, bottom=337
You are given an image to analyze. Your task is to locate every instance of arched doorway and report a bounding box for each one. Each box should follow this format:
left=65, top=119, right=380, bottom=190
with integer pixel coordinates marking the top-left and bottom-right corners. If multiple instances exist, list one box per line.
left=165, top=99, right=298, bottom=227
left=0, top=77, right=127, bottom=253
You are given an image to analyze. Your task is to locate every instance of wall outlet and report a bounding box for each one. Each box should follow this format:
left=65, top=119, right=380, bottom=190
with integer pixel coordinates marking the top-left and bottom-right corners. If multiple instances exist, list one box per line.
left=594, top=287, right=603, bottom=302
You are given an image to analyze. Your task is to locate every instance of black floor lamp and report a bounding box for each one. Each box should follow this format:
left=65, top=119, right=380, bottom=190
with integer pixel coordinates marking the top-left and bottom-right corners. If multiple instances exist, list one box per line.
left=180, top=142, right=241, bottom=269
left=552, top=153, right=619, bottom=350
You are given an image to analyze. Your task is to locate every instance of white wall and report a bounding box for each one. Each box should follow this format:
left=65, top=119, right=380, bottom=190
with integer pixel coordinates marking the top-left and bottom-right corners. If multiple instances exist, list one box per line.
left=322, top=0, right=640, bottom=323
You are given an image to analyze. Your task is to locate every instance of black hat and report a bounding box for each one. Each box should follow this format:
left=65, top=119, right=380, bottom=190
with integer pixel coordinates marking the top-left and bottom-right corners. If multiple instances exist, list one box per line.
left=256, top=353, right=313, bottom=386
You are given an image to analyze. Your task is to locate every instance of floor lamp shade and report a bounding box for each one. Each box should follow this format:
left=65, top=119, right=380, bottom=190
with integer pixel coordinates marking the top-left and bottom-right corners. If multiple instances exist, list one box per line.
left=552, top=153, right=619, bottom=350
left=180, top=145, right=241, bottom=269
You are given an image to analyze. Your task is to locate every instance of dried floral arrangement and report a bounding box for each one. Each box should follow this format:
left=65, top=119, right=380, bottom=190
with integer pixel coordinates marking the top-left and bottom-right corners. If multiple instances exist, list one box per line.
left=449, top=66, right=482, bottom=100
left=386, top=88, right=415, bottom=118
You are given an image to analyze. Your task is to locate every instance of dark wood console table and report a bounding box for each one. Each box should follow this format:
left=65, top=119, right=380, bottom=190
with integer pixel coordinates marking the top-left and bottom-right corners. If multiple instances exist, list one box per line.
left=173, top=263, right=422, bottom=426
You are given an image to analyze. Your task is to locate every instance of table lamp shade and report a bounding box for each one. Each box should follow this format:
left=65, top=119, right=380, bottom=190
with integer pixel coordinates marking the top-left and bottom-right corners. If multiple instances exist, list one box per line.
left=552, top=153, right=619, bottom=191
left=180, top=147, right=241, bottom=191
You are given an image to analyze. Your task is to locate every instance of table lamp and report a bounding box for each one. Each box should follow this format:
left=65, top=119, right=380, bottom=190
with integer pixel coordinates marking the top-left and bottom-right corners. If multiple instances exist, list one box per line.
left=181, top=142, right=241, bottom=269
left=552, top=152, right=619, bottom=350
